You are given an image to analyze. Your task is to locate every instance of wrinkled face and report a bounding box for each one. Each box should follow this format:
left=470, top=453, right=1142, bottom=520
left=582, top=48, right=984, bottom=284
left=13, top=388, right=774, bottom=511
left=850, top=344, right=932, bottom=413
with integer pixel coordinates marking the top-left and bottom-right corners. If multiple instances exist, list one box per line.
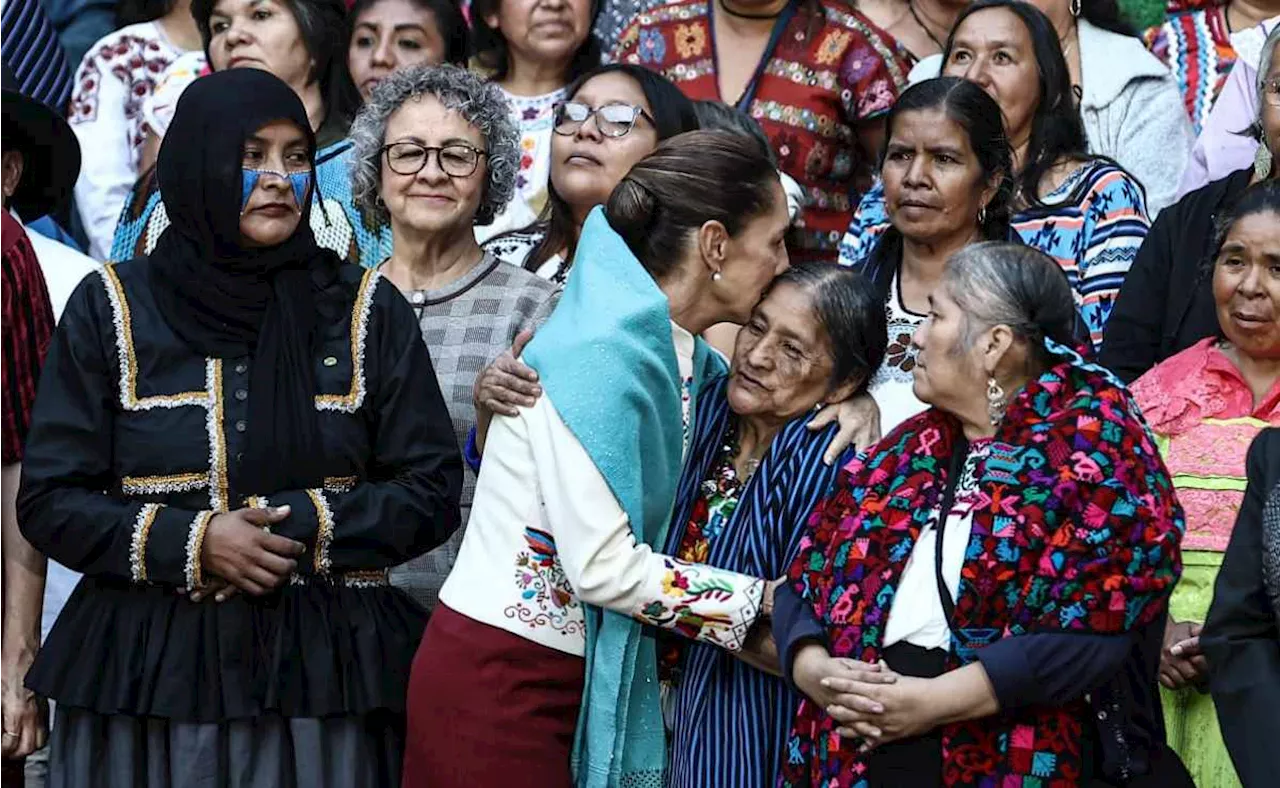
left=379, top=93, right=488, bottom=234
left=728, top=282, right=841, bottom=422
left=209, top=0, right=314, bottom=88
left=484, top=0, right=591, bottom=70
left=550, top=71, right=659, bottom=213
left=238, top=118, right=312, bottom=247
left=714, top=179, right=792, bottom=324
left=348, top=0, right=446, bottom=100
left=910, top=283, right=989, bottom=413
left=943, top=7, right=1041, bottom=149
left=881, top=108, right=994, bottom=247
left=1213, top=211, right=1280, bottom=360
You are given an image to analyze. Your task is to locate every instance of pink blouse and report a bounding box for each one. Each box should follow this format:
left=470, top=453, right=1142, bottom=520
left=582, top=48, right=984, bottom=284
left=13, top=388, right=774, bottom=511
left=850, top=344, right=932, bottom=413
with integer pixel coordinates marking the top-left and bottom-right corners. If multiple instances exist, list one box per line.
left=1131, top=337, right=1280, bottom=551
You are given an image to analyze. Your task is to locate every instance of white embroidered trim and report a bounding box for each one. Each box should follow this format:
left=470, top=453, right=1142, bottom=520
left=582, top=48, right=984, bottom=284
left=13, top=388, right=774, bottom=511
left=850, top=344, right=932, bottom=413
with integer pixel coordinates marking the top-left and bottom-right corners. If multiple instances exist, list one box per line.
left=308, top=489, right=335, bottom=575
left=184, top=511, right=214, bottom=589
left=121, top=473, right=207, bottom=496
left=128, top=504, right=161, bottom=583
left=205, top=359, right=228, bottom=512
left=314, top=270, right=379, bottom=413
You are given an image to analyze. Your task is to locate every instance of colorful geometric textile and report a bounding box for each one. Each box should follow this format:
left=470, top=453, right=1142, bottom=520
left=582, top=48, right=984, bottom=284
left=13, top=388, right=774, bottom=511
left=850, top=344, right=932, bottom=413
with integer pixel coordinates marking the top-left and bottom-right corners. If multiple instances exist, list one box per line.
left=782, top=344, right=1184, bottom=787
left=1144, top=6, right=1238, bottom=135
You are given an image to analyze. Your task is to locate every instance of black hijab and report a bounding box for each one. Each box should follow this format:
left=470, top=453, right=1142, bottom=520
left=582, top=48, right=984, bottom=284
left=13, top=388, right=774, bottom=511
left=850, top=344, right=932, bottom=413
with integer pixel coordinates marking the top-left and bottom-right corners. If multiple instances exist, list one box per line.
left=149, top=68, right=339, bottom=495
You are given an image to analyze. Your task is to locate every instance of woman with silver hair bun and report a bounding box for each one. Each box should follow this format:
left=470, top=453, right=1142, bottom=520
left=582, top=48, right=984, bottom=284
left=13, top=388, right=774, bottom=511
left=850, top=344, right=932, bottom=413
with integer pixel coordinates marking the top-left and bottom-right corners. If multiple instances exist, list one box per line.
left=777, top=242, right=1189, bottom=787
left=348, top=63, right=560, bottom=612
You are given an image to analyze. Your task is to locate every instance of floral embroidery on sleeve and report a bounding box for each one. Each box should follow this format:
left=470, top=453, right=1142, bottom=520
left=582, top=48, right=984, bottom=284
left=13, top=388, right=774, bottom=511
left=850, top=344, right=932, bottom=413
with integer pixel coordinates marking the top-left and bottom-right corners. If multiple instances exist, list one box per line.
left=506, top=527, right=584, bottom=636
left=635, top=557, right=763, bottom=650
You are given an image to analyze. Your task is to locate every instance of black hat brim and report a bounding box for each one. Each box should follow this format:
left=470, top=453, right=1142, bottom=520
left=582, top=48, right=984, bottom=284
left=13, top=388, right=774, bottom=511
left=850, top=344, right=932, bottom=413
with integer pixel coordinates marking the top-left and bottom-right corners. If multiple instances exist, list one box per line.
left=2, top=88, right=81, bottom=220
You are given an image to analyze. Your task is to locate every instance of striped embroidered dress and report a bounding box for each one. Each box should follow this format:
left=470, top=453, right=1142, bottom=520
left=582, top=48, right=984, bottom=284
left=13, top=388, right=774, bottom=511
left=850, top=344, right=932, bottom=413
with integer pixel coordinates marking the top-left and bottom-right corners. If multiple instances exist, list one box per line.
left=662, top=377, right=851, bottom=787
left=839, top=159, right=1150, bottom=348
left=1144, top=5, right=1238, bottom=135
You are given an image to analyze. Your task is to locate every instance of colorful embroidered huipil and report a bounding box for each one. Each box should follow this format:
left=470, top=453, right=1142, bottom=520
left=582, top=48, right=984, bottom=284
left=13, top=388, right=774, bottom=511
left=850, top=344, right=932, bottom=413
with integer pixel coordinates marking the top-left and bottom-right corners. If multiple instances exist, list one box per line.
left=613, top=0, right=913, bottom=262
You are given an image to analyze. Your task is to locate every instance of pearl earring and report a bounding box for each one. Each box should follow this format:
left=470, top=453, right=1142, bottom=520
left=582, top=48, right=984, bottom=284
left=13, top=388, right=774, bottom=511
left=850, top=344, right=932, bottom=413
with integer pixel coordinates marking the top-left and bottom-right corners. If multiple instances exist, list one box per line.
left=712, top=271, right=723, bottom=282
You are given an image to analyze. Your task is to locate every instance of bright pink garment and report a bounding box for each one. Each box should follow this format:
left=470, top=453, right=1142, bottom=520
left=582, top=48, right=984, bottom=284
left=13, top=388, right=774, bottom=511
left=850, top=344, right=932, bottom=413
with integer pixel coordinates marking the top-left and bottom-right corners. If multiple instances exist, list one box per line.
left=1131, top=337, right=1280, bottom=550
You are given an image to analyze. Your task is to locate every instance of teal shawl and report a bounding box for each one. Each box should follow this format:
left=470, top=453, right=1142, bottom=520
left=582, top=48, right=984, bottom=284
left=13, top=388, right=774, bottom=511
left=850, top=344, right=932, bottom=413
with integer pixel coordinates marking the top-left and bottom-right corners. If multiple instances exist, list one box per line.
left=523, top=207, right=725, bottom=787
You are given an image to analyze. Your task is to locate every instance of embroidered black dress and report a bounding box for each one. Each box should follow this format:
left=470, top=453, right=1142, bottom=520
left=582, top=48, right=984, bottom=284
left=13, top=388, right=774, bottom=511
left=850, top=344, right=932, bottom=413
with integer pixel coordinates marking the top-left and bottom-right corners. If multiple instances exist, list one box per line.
left=17, top=257, right=462, bottom=785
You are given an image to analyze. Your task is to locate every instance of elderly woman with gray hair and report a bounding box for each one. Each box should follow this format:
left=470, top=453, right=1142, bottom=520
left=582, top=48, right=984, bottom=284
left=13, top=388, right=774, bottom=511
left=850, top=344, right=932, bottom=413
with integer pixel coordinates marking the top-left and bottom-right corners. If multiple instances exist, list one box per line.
left=1102, top=24, right=1280, bottom=383
left=777, top=243, right=1189, bottom=786
left=348, top=63, right=560, bottom=610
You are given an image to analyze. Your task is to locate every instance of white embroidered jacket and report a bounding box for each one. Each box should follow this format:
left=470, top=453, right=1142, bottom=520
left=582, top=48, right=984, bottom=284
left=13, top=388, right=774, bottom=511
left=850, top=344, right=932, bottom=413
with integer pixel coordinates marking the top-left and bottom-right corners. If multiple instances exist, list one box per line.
left=440, top=322, right=764, bottom=656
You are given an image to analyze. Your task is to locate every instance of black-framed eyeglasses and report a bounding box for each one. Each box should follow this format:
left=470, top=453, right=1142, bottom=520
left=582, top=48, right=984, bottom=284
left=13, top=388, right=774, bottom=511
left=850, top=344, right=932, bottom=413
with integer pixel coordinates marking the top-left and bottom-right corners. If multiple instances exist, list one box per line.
left=552, top=101, right=653, bottom=138
left=382, top=141, right=486, bottom=177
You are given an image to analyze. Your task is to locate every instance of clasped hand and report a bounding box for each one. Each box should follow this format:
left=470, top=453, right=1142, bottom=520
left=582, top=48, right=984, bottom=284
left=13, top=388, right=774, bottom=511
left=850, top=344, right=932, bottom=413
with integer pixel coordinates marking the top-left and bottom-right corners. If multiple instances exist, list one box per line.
left=188, top=506, right=305, bottom=603
left=793, top=644, right=937, bottom=752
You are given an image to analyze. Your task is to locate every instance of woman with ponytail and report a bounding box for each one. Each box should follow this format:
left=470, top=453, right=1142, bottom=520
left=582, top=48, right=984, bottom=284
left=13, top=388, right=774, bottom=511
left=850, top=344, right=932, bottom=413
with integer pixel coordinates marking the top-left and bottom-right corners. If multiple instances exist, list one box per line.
left=402, top=130, right=792, bottom=787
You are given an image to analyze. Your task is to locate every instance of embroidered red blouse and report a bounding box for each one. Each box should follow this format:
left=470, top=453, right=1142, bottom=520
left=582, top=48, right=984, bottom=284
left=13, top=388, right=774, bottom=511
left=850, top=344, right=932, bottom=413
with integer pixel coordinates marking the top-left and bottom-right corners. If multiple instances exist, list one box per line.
left=614, top=0, right=913, bottom=262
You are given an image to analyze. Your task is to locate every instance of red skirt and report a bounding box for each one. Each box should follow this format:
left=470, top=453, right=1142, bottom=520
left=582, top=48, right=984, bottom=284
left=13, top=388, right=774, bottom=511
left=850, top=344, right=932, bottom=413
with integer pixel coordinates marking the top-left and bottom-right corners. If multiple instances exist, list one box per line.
left=402, top=603, right=585, bottom=787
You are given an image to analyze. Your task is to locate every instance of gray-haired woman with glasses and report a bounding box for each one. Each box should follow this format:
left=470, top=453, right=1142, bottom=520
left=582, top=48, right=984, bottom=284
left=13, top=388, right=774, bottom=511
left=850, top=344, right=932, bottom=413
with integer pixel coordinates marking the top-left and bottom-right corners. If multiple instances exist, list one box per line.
left=348, top=63, right=561, bottom=611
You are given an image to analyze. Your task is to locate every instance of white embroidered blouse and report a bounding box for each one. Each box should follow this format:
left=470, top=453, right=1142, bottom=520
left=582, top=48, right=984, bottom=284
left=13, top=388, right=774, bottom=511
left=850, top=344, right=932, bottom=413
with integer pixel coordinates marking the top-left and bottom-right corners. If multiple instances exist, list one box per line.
left=439, top=321, right=764, bottom=656
left=69, top=22, right=189, bottom=260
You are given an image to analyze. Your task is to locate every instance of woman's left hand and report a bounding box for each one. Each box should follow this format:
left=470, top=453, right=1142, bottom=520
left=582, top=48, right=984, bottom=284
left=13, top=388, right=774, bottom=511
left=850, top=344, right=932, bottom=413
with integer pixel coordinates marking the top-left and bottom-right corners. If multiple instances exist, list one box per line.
left=807, top=394, right=881, bottom=465
left=822, top=672, right=939, bottom=748
left=1, top=657, right=46, bottom=758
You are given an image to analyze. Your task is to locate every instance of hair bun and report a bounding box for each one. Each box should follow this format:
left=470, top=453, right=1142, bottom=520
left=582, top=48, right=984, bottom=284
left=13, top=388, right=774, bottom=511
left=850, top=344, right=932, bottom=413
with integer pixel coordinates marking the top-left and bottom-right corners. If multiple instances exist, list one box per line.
left=605, top=176, right=659, bottom=246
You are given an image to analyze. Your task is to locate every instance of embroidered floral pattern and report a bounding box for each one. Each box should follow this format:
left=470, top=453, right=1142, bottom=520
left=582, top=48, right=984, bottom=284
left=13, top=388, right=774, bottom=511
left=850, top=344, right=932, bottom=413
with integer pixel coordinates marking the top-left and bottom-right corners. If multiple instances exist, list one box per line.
left=612, top=0, right=912, bottom=260
left=659, top=431, right=748, bottom=680
left=815, top=29, right=851, bottom=65
left=637, top=28, right=667, bottom=63
left=69, top=29, right=179, bottom=166
left=637, top=558, right=761, bottom=650
left=674, top=23, right=706, bottom=59
left=505, top=527, right=583, bottom=636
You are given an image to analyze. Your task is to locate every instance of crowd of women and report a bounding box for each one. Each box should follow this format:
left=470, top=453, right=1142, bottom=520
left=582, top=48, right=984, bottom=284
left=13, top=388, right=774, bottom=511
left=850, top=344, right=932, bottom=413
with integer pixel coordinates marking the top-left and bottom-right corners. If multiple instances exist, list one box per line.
left=2, top=0, right=1280, bottom=784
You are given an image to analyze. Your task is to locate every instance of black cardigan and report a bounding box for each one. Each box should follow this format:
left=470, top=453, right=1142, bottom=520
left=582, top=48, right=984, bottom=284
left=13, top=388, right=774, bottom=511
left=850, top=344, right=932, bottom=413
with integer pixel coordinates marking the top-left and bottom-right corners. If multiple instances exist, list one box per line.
left=1099, top=168, right=1254, bottom=383
left=1202, top=428, right=1280, bottom=788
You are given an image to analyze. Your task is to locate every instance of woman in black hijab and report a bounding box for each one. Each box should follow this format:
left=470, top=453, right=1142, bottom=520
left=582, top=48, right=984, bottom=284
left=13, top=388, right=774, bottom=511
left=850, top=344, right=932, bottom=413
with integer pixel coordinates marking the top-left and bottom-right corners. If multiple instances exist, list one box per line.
left=15, top=68, right=462, bottom=787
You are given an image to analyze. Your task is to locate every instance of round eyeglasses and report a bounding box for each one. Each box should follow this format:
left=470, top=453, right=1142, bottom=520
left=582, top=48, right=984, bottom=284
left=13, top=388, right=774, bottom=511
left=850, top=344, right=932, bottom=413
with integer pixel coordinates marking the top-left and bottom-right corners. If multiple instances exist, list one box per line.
left=552, top=101, right=653, bottom=138
left=382, top=142, right=486, bottom=177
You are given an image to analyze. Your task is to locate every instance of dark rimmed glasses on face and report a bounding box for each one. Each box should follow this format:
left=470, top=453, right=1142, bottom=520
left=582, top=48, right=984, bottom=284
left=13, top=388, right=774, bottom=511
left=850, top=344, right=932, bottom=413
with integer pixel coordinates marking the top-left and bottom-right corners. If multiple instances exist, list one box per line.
left=552, top=101, right=653, bottom=138
left=382, top=142, right=486, bottom=177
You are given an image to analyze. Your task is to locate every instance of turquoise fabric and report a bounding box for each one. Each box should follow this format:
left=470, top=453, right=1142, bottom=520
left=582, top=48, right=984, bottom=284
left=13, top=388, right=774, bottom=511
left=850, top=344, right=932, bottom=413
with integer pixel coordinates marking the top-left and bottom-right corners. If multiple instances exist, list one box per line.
left=523, top=206, right=724, bottom=788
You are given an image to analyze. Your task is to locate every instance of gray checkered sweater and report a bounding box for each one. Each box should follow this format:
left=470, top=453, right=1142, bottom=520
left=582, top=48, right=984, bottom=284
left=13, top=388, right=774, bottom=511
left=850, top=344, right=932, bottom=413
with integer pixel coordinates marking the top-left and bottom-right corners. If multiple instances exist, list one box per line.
left=387, top=253, right=561, bottom=610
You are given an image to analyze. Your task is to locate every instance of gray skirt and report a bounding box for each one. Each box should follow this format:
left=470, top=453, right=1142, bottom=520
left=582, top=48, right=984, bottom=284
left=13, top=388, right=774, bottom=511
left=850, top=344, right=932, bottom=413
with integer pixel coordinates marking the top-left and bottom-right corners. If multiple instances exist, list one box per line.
left=48, top=707, right=404, bottom=788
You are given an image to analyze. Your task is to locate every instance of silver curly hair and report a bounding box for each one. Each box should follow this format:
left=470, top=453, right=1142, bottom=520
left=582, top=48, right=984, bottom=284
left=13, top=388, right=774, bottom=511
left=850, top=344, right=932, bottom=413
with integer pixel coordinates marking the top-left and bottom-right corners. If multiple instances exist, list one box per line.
left=349, top=63, right=520, bottom=227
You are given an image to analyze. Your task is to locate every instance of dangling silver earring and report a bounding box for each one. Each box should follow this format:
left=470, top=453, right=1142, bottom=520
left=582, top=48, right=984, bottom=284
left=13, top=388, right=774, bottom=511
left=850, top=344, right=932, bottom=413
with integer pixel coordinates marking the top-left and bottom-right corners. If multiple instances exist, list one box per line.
left=712, top=271, right=723, bottom=282
left=1070, top=0, right=1081, bottom=17
left=978, top=205, right=987, bottom=225
left=986, top=376, right=1007, bottom=426
left=1255, top=142, right=1273, bottom=181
